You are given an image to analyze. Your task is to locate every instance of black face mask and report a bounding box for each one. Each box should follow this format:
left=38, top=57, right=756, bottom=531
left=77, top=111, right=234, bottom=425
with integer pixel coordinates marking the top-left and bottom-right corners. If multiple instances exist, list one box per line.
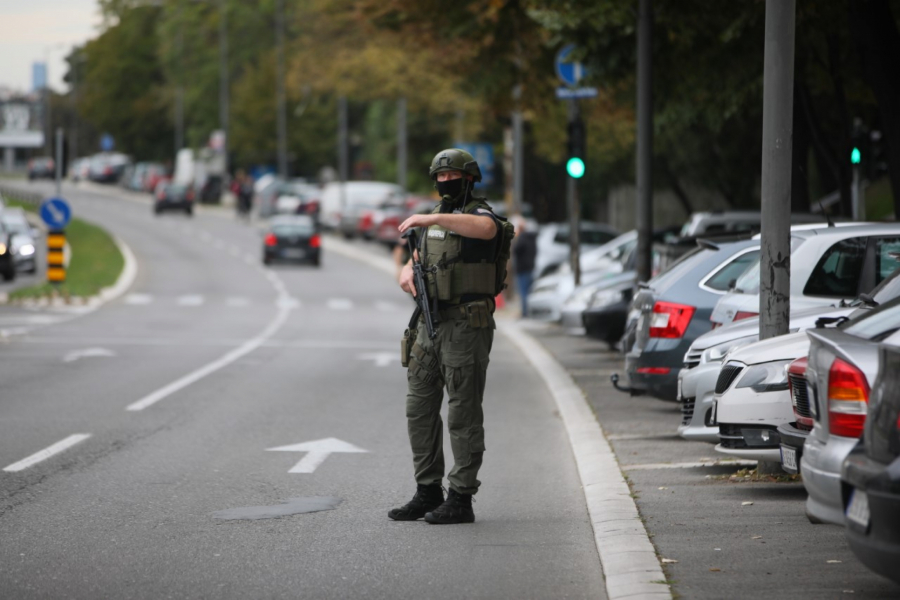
left=436, top=177, right=466, bottom=204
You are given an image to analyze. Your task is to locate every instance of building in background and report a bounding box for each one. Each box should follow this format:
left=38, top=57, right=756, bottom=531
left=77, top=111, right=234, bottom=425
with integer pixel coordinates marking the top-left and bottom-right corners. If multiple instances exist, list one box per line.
left=31, top=62, right=47, bottom=92
left=0, top=88, right=46, bottom=172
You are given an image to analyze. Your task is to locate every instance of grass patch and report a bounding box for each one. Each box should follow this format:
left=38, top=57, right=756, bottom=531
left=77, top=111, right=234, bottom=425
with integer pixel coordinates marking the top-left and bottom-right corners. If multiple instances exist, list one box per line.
left=2, top=198, right=124, bottom=301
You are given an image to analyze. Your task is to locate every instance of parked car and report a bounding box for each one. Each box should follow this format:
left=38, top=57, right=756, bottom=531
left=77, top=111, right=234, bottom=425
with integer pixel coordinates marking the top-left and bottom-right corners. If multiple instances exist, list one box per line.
left=528, top=231, right=637, bottom=322
left=262, top=215, right=321, bottom=267
left=709, top=223, right=900, bottom=328
left=318, top=181, right=405, bottom=235
left=27, top=156, right=55, bottom=180
left=841, top=340, right=900, bottom=586
left=678, top=304, right=855, bottom=443
left=153, top=181, right=195, bottom=216
left=777, top=267, right=900, bottom=474
left=89, top=153, right=131, bottom=183
left=533, top=221, right=620, bottom=279
left=0, top=227, right=16, bottom=281
left=69, top=158, right=91, bottom=182
left=374, top=197, right=435, bottom=248
left=0, top=208, right=38, bottom=274
left=801, top=297, right=900, bottom=524
left=620, top=238, right=761, bottom=401
left=712, top=331, right=809, bottom=465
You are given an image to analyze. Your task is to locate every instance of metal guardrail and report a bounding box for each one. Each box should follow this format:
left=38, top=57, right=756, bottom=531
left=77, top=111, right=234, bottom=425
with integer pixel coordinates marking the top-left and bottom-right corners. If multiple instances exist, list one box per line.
left=0, top=184, right=44, bottom=207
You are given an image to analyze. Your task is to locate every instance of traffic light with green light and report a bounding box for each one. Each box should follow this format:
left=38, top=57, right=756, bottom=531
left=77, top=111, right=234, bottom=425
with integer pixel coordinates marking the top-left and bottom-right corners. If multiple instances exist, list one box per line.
left=566, top=119, right=585, bottom=179
left=851, top=146, right=861, bottom=165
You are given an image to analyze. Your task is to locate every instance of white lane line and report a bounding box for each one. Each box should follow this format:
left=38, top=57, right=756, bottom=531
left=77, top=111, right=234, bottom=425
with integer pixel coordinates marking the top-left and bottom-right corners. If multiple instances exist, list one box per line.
left=3, top=434, right=92, bottom=472
left=374, top=300, right=402, bottom=312
left=276, top=296, right=301, bottom=309
left=0, top=315, right=66, bottom=325
left=500, top=322, right=671, bottom=600
left=124, top=293, right=153, bottom=305
left=177, top=295, right=205, bottom=307
left=126, top=298, right=293, bottom=411
left=623, top=460, right=757, bottom=471
left=226, top=297, right=250, bottom=307
left=63, top=347, right=117, bottom=362
left=327, top=298, right=353, bottom=310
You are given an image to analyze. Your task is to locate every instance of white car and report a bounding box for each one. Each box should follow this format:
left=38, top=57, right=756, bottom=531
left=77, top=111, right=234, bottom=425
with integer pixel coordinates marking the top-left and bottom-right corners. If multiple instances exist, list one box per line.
left=678, top=305, right=855, bottom=443
left=532, top=221, right=620, bottom=279
left=710, top=223, right=900, bottom=328
left=712, top=332, right=810, bottom=464
left=527, top=231, right=635, bottom=322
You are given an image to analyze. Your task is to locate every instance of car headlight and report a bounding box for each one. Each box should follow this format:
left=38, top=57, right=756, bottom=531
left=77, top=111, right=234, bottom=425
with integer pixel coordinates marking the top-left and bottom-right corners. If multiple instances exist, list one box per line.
left=588, top=289, right=624, bottom=309
left=699, top=336, right=757, bottom=365
left=0, top=243, right=6, bottom=255
left=735, top=360, right=791, bottom=393
left=17, top=244, right=35, bottom=257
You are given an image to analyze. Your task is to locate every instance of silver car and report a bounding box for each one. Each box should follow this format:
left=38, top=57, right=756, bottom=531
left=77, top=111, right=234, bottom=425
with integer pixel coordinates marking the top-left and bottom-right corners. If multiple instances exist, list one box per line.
left=0, top=208, right=38, bottom=274
left=802, top=297, right=900, bottom=525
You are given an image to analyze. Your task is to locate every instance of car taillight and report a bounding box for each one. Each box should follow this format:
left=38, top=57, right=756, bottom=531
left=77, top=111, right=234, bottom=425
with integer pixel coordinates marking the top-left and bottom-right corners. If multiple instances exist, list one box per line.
left=637, top=367, right=671, bottom=375
left=649, top=301, right=695, bottom=338
left=309, top=234, right=321, bottom=248
left=827, top=358, right=870, bottom=438
left=359, top=213, right=373, bottom=230
left=265, top=234, right=278, bottom=247
left=734, top=311, right=759, bottom=322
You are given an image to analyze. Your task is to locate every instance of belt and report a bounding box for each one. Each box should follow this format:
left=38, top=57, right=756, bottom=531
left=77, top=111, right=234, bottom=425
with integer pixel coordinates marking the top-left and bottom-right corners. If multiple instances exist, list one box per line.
left=436, top=298, right=495, bottom=321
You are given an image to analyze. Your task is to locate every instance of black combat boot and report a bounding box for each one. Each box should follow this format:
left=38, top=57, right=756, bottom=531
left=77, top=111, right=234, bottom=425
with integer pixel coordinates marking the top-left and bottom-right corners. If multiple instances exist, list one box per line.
left=388, top=484, right=445, bottom=521
left=424, top=488, right=475, bottom=524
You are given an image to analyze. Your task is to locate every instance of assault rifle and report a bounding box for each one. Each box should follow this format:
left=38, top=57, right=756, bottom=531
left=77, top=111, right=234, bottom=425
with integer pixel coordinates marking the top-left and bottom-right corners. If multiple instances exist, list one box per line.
left=404, top=229, right=439, bottom=339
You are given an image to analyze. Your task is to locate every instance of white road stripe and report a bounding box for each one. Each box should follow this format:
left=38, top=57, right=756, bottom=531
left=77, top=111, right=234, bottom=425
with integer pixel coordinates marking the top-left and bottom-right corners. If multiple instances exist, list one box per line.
left=177, top=295, right=204, bottom=307
left=622, top=460, right=757, bottom=471
left=3, top=434, right=91, bottom=472
left=124, top=293, right=153, bottom=305
left=126, top=297, right=293, bottom=411
left=226, top=297, right=250, bottom=307
left=327, top=298, right=353, bottom=310
left=0, top=315, right=67, bottom=325
left=374, top=301, right=402, bottom=312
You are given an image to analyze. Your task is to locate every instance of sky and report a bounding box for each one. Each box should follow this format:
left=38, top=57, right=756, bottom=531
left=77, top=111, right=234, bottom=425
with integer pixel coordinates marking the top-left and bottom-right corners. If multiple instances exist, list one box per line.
left=0, top=0, right=101, bottom=93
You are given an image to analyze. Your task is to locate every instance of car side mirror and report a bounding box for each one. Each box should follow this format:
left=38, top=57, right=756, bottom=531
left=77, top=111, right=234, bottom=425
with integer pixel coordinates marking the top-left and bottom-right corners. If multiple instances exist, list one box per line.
left=727, top=278, right=737, bottom=292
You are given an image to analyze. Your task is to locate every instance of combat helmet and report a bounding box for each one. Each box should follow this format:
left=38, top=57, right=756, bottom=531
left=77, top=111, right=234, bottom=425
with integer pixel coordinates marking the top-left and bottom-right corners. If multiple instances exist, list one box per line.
left=429, top=148, right=482, bottom=183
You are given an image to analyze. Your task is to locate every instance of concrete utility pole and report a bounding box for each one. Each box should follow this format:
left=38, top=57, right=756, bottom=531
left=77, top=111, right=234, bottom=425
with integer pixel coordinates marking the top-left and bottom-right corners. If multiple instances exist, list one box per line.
left=397, top=97, right=407, bottom=190
left=512, top=85, right=524, bottom=214
left=218, top=0, right=229, bottom=174
left=567, top=100, right=582, bottom=287
left=276, top=0, right=288, bottom=177
left=759, top=0, right=796, bottom=341
left=338, top=96, right=349, bottom=210
left=636, top=0, right=653, bottom=282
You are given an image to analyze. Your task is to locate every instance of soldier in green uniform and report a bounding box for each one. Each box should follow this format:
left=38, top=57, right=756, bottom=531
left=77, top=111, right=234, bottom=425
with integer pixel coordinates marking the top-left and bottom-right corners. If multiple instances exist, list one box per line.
left=389, top=148, right=506, bottom=525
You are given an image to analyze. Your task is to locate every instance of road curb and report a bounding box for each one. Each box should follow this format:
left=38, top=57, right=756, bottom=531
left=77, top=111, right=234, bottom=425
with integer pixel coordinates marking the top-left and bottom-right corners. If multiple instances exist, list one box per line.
left=326, top=232, right=671, bottom=599
left=498, top=322, right=671, bottom=600
left=97, top=234, right=138, bottom=305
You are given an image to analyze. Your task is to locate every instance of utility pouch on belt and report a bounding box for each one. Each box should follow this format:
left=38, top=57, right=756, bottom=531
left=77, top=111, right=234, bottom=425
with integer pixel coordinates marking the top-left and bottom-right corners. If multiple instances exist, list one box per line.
left=466, top=302, right=491, bottom=329
left=401, top=328, right=415, bottom=367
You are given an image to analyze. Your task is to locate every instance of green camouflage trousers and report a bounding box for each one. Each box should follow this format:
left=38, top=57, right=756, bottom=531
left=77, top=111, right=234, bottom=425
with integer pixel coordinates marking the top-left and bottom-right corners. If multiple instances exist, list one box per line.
left=405, top=308, right=494, bottom=495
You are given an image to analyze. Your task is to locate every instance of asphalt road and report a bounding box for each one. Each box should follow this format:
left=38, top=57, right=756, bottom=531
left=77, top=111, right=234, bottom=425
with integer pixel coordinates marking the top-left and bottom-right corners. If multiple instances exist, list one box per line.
left=0, top=182, right=605, bottom=599
left=530, top=326, right=900, bottom=600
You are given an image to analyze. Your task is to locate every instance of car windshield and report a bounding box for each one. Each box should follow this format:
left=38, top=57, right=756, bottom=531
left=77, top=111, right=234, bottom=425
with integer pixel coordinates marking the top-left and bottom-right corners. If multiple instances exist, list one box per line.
left=703, top=249, right=760, bottom=292
left=842, top=296, right=900, bottom=341
left=272, top=223, right=314, bottom=236
left=647, top=247, right=706, bottom=288
left=1, top=215, right=30, bottom=235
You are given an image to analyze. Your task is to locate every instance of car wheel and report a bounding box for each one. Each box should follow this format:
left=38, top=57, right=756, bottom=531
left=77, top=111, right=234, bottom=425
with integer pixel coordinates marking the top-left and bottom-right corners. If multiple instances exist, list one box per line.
left=2, top=268, right=15, bottom=282
left=186, top=207, right=193, bottom=217
left=312, top=257, right=321, bottom=267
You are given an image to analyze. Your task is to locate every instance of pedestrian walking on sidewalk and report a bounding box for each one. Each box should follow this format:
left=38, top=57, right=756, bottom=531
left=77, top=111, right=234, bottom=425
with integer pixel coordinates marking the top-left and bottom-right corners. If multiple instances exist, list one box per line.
left=390, top=148, right=514, bottom=524
left=512, top=216, right=537, bottom=318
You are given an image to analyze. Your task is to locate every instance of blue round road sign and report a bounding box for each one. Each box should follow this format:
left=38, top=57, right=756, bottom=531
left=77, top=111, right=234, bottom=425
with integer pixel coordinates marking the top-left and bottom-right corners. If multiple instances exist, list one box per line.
left=40, top=197, right=72, bottom=230
left=555, top=44, right=587, bottom=87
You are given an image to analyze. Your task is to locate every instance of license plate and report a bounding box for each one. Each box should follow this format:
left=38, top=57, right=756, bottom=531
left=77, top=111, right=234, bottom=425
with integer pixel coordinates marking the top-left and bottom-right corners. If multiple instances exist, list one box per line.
left=710, top=400, right=717, bottom=425
left=780, top=445, right=798, bottom=472
left=282, top=248, right=306, bottom=259
left=846, top=489, right=870, bottom=528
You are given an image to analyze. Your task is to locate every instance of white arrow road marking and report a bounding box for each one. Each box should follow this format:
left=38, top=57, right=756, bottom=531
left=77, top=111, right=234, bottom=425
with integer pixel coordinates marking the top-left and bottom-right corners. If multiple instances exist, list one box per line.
left=358, top=352, right=397, bottom=367
left=267, top=437, right=369, bottom=474
left=177, top=295, right=204, bottom=307
left=124, top=293, right=153, bottom=305
left=63, top=347, right=117, bottom=363
left=3, top=434, right=91, bottom=472
left=327, top=298, right=353, bottom=310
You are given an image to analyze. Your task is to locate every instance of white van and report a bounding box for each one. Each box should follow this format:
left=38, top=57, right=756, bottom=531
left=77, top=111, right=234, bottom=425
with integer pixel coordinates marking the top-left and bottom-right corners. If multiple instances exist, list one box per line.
left=319, top=181, right=405, bottom=233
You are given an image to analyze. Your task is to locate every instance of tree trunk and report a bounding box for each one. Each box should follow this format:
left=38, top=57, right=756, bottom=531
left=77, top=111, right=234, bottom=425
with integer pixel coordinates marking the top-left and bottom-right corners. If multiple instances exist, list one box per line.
left=850, top=0, right=900, bottom=217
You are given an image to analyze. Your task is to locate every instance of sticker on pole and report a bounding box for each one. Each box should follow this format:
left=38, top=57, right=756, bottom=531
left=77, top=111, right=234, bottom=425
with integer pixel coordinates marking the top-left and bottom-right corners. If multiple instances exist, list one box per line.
left=40, top=197, right=72, bottom=230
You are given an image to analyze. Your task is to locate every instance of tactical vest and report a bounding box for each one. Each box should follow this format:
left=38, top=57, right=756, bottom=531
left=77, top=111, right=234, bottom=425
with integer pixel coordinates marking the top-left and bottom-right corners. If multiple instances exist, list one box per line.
left=422, top=198, right=498, bottom=306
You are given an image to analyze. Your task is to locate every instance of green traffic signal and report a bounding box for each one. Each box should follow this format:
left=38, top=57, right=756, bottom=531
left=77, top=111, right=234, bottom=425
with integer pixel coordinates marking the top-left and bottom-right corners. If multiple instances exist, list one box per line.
left=851, top=147, right=861, bottom=165
left=566, top=157, right=585, bottom=178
